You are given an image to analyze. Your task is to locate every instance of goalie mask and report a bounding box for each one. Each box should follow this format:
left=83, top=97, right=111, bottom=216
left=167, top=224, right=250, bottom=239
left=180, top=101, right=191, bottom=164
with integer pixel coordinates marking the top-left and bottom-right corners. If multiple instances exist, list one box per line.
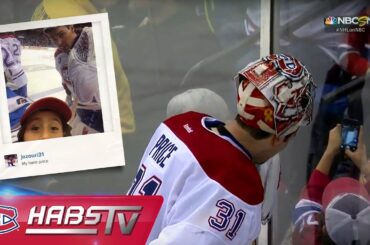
left=236, top=54, right=316, bottom=137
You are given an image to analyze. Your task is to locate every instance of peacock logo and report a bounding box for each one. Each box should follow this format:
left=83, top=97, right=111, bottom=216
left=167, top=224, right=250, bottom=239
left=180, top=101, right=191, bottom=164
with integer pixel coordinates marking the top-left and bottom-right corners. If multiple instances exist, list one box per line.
left=324, top=16, right=337, bottom=25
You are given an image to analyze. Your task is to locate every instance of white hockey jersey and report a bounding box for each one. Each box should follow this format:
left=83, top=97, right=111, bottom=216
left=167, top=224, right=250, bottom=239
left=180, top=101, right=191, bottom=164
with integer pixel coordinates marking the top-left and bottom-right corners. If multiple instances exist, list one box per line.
left=54, top=27, right=100, bottom=110
left=1, top=34, right=27, bottom=94
left=54, top=49, right=73, bottom=96
left=129, top=112, right=264, bottom=245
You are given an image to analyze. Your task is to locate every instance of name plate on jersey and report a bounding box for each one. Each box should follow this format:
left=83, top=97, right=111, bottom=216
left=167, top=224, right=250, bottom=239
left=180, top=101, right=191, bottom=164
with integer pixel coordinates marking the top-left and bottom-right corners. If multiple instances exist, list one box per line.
left=0, top=14, right=125, bottom=179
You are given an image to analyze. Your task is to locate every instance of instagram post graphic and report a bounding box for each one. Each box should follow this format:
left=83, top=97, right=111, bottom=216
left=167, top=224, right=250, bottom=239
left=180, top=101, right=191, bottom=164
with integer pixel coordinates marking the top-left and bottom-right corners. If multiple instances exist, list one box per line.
left=0, top=14, right=125, bottom=179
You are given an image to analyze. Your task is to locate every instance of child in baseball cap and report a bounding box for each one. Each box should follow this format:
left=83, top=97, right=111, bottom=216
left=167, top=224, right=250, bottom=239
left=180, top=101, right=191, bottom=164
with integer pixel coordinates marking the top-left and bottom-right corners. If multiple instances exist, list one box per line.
left=292, top=123, right=369, bottom=245
left=17, top=97, right=72, bottom=142
left=323, top=177, right=370, bottom=245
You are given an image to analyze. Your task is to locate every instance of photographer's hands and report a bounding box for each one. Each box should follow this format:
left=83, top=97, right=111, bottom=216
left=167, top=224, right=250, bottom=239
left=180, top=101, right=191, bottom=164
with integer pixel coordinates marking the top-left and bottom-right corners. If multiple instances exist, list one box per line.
left=326, top=124, right=342, bottom=155
left=316, top=124, right=342, bottom=175
left=314, top=124, right=367, bottom=180
left=360, top=161, right=370, bottom=184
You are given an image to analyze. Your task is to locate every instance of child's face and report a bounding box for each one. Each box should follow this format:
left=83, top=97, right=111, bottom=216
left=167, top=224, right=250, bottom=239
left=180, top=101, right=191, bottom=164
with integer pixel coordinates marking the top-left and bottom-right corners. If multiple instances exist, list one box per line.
left=23, top=111, right=64, bottom=141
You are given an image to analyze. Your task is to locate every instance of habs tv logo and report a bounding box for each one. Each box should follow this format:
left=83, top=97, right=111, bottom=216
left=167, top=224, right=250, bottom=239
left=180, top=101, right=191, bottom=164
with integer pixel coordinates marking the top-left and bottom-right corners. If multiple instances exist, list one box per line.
left=0, top=196, right=162, bottom=244
left=0, top=205, right=19, bottom=234
left=25, top=205, right=141, bottom=235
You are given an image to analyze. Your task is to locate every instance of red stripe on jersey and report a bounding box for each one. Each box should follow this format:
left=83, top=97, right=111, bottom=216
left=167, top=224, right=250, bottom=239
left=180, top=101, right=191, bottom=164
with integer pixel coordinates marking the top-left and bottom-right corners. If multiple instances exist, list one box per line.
left=0, top=33, right=16, bottom=39
left=54, top=48, right=65, bottom=58
left=164, top=111, right=264, bottom=205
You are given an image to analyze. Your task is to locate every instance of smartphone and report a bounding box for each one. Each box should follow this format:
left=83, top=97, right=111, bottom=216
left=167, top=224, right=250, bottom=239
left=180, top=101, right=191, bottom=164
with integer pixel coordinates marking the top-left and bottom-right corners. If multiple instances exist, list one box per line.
left=341, top=118, right=360, bottom=152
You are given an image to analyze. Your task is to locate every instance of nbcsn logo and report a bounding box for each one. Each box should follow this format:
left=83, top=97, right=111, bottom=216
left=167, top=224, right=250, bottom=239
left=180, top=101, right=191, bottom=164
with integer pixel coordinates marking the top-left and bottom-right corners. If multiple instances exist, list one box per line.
left=325, top=16, right=370, bottom=27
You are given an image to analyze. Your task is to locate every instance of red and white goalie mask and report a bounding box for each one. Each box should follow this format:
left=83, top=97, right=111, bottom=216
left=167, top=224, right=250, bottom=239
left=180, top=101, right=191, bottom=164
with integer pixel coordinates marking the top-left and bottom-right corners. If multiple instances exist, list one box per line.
left=236, top=54, right=316, bottom=137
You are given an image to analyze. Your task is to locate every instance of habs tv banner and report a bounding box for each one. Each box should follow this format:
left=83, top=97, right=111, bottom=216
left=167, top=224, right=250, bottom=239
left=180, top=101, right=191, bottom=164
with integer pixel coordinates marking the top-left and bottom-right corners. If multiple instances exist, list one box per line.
left=0, top=195, right=162, bottom=244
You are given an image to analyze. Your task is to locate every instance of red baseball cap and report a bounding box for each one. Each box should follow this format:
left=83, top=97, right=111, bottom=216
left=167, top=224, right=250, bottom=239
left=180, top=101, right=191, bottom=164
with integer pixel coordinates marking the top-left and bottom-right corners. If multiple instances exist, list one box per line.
left=322, top=177, right=370, bottom=244
left=20, top=97, right=72, bottom=125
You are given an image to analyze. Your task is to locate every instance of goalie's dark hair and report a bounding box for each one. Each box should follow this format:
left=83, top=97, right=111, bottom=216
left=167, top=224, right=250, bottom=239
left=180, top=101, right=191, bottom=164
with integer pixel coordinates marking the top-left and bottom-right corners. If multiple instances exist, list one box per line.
left=235, top=115, right=272, bottom=140
left=43, top=25, right=74, bottom=34
left=236, top=115, right=296, bottom=142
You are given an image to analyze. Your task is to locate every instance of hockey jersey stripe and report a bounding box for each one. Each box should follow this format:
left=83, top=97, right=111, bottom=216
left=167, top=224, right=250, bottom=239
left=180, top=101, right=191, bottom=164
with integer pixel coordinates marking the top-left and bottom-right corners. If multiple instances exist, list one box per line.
left=164, top=112, right=264, bottom=205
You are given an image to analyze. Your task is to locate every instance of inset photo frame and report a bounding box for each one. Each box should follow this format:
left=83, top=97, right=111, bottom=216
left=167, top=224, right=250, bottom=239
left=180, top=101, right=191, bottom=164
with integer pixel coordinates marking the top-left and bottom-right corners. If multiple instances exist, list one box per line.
left=0, top=13, right=125, bottom=179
